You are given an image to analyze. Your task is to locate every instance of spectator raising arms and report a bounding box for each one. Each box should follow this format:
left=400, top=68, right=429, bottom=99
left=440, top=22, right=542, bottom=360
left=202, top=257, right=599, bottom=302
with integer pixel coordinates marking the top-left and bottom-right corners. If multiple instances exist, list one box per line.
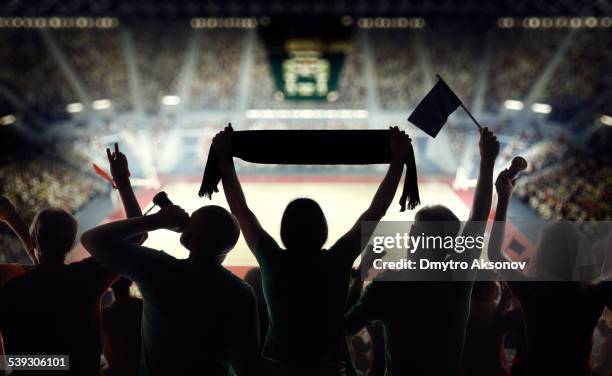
left=213, top=124, right=410, bottom=375
left=344, top=127, right=500, bottom=376
left=0, top=143, right=144, bottom=376
left=487, top=168, right=612, bottom=375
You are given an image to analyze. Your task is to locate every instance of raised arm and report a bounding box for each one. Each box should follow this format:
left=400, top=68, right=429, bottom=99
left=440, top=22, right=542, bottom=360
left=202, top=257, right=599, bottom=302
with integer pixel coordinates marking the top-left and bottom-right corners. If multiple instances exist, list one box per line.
left=487, top=169, right=527, bottom=283
left=337, top=126, right=409, bottom=259
left=0, top=196, right=36, bottom=264
left=488, top=169, right=515, bottom=264
left=467, top=128, right=499, bottom=223
left=81, top=205, right=189, bottom=274
left=213, top=125, right=271, bottom=253
left=451, top=128, right=499, bottom=273
left=106, top=143, right=147, bottom=244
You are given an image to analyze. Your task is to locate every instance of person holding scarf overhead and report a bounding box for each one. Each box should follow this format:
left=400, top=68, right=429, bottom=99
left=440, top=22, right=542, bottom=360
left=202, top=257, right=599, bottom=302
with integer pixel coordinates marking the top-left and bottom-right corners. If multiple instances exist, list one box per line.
left=212, top=125, right=412, bottom=376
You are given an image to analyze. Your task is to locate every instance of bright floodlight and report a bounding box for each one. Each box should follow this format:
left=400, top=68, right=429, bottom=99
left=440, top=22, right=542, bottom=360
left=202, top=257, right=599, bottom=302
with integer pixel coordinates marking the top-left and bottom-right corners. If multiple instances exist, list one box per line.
left=0, top=114, right=15, bottom=126
left=504, top=100, right=524, bottom=111
left=601, top=115, right=612, bottom=126
left=531, top=103, right=552, bottom=114
left=92, top=99, right=111, bottom=110
left=66, top=102, right=84, bottom=113
left=245, top=109, right=368, bottom=119
left=162, top=95, right=180, bottom=106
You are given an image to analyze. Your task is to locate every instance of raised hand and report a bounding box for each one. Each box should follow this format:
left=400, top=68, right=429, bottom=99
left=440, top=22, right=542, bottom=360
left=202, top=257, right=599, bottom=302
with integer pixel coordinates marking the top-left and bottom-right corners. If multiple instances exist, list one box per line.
left=106, top=143, right=130, bottom=188
left=495, top=169, right=517, bottom=202
left=153, top=205, right=190, bottom=231
left=212, top=124, right=234, bottom=162
left=479, top=127, right=499, bottom=163
left=389, top=126, right=411, bottom=160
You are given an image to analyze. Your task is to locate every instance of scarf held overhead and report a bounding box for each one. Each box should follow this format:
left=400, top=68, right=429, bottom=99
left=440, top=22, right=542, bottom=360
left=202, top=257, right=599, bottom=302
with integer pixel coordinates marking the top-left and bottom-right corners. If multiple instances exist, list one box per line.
left=198, top=130, right=420, bottom=211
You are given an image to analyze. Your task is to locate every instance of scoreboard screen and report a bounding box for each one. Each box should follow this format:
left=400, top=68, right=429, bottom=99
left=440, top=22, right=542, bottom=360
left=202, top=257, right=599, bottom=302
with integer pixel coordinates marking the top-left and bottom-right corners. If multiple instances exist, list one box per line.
left=260, top=17, right=354, bottom=101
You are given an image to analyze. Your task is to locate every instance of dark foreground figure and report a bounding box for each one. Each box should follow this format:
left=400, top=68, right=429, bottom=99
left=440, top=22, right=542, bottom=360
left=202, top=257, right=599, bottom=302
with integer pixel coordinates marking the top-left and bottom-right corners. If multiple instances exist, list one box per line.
left=213, top=125, right=411, bottom=375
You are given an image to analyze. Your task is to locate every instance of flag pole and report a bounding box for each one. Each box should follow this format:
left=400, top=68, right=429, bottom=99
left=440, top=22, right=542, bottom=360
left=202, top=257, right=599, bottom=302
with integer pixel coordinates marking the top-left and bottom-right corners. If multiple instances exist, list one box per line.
left=435, top=74, right=482, bottom=131
left=460, top=103, right=483, bottom=131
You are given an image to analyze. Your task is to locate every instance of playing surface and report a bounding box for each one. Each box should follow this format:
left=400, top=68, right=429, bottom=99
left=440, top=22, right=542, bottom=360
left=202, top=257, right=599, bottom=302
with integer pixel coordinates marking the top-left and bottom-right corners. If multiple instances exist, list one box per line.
left=131, top=177, right=471, bottom=266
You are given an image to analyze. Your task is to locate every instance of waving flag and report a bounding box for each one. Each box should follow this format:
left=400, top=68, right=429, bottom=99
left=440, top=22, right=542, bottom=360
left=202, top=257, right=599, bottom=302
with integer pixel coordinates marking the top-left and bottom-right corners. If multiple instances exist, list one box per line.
left=408, top=75, right=462, bottom=137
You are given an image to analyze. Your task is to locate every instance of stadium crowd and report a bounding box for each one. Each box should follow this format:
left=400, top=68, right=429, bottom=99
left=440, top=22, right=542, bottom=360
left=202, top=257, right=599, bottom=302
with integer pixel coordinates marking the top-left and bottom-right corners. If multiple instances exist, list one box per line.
left=0, top=126, right=610, bottom=376
left=0, top=24, right=607, bottom=124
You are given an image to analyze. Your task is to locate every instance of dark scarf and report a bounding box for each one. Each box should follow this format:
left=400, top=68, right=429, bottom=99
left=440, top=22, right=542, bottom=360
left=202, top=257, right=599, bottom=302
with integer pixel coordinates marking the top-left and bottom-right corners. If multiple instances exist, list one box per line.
left=199, top=130, right=420, bottom=211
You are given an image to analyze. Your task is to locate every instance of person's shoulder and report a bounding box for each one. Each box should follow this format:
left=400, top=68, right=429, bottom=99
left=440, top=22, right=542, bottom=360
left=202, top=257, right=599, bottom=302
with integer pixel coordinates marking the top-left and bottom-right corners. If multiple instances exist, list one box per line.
left=221, top=270, right=257, bottom=309
left=222, top=268, right=254, bottom=293
left=256, top=234, right=283, bottom=255
left=67, top=256, right=101, bottom=271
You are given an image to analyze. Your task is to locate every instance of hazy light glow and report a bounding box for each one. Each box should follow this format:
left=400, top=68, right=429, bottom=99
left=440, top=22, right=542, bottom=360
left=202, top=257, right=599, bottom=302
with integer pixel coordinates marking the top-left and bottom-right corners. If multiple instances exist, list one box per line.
left=0, top=114, right=15, bottom=126
left=66, top=102, right=84, bottom=113
left=504, top=100, right=524, bottom=111
left=245, top=109, right=369, bottom=119
left=162, top=95, right=180, bottom=106
left=92, top=99, right=111, bottom=110
left=601, top=115, right=612, bottom=126
left=531, top=103, right=552, bottom=114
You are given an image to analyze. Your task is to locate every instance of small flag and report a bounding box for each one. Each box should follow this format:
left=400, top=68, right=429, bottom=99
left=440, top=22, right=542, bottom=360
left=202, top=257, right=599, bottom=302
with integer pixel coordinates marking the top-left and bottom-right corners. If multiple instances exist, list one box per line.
left=408, top=76, right=462, bottom=137
left=93, top=163, right=116, bottom=188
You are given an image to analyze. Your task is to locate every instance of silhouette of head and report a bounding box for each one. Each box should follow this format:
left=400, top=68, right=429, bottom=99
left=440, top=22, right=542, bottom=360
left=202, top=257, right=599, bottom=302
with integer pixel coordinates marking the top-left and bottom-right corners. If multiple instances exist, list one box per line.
left=528, top=222, right=581, bottom=281
left=281, top=198, right=327, bottom=251
left=30, top=208, right=77, bottom=264
left=411, top=205, right=460, bottom=261
left=111, top=277, right=133, bottom=299
left=180, top=205, right=240, bottom=262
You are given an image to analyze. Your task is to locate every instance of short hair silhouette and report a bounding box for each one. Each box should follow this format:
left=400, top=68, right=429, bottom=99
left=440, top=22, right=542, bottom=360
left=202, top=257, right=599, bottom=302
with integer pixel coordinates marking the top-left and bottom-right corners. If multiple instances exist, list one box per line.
left=414, top=205, right=461, bottom=237
left=111, top=277, right=133, bottom=299
left=281, top=198, right=328, bottom=251
left=180, top=205, right=240, bottom=259
left=29, top=208, right=77, bottom=263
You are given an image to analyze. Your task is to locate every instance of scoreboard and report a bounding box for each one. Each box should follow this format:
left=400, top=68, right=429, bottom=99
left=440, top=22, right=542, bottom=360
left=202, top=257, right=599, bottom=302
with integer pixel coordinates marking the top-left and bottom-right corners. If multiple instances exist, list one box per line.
left=260, top=17, right=354, bottom=101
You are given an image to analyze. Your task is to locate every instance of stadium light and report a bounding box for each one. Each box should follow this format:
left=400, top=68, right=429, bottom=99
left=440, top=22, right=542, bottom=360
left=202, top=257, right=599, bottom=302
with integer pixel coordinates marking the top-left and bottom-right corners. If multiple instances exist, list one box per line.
left=601, top=115, right=612, bottom=126
left=531, top=103, right=552, bottom=114
left=162, top=95, right=180, bottom=106
left=92, top=99, right=111, bottom=110
left=66, top=102, right=84, bottom=113
left=504, top=100, right=524, bottom=111
left=0, top=114, right=15, bottom=126
left=245, top=109, right=368, bottom=119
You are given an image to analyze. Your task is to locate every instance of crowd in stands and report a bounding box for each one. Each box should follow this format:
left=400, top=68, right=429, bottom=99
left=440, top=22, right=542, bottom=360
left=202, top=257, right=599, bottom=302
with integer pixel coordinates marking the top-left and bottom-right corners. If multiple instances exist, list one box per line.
left=0, top=158, right=105, bottom=222
left=424, top=23, right=482, bottom=107
left=0, top=30, right=76, bottom=121
left=0, top=24, right=607, bottom=125
left=485, top=29, right=565, bottom=113
left=55, top=29, right=133, bottom=113
left=133, top=22, right=190, bottom=114
left=189, top=30, right=244, bottom=111
left=537, top=29, right=612, bottom=121
left=370, top=29, right=427, bottom=110
left=515, top=140, right=611, bottom=221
